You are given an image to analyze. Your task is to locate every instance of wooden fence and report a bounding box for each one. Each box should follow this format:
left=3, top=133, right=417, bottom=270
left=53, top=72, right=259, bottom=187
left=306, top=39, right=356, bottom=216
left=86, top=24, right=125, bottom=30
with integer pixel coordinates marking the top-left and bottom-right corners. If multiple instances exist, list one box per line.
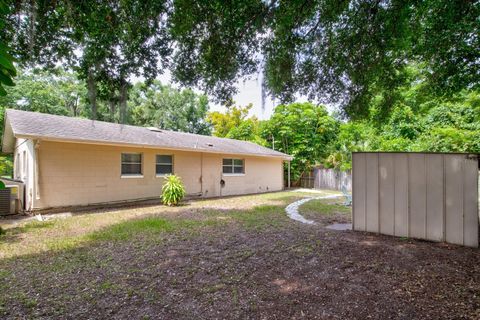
left=300, top=168, right=352, bottom=191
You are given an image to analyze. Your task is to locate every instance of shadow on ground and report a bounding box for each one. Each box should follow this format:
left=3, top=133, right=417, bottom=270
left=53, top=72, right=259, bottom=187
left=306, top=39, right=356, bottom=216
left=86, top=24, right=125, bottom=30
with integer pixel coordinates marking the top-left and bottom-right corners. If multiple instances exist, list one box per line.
left=0, top=194, right=479, bottom=319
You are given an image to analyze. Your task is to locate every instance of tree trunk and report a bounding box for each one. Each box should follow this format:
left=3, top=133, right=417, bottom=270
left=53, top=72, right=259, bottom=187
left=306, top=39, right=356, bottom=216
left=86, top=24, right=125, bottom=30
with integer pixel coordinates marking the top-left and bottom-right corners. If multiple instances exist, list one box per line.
left=119, top=81, right=128, bottom=124
left=87, top=68, right=97, bottom=120
left=108, top=99, right=116, bottom=122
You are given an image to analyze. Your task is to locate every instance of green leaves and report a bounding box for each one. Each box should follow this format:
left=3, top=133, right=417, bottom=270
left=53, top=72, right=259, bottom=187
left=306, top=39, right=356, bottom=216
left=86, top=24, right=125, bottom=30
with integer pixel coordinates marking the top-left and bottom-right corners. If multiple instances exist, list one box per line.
left=129, top=81, right=212, bottom=135
left=0, top=41, right=16, bottom=96
left=262, top=102, right=339, bottom=183
left=161, top=175, right=186, bottom=206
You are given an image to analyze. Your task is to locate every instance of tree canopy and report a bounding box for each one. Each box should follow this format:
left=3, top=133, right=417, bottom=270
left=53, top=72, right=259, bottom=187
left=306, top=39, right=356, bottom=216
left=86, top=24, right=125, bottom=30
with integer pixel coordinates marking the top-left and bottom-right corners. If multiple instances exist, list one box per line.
left=206, top=103, right=263, bottom=142
left=0, top=68, right=212, bottom=136
left=0, top=0, right=16, bottom=96
left=261, top=102, right=338, bottom=181
left=2, top=1, right=478, bottom=118
left=129, top=81, right=211, bottom=135
left=169, top=0, right=479, bottom=117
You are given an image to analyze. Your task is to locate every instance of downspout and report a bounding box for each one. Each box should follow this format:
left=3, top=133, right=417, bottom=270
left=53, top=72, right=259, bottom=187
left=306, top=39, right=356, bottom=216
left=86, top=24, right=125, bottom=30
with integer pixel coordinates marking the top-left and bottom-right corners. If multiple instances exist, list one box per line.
left=33, top=140, right=40, bottom=206
left=200, top=152, right=203, bottom=196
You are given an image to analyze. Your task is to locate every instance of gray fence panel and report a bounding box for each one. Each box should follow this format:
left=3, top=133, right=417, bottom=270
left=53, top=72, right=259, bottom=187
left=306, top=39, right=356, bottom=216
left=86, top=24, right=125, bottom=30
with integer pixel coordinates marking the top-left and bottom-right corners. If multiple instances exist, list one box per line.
left=426, top=154, right=444, bottom=241
left=409, top=154, right=427, bottom=239
left=353, top=152, right=479, bottom=247
left=394, top=154, right=409, bottom=237
left=445, top=155, right=464, bottom=245
left=365, top=153, right=379, bottom=233
left=379, top=153, right=395, bottom=235
left=352, top=153, right=366, bottom=230
left=464, top=156, right=479, bottom=247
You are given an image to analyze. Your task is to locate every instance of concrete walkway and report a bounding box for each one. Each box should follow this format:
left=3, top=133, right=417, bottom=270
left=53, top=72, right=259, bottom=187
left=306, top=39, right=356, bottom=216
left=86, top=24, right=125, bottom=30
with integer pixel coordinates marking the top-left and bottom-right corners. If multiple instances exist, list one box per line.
left=285, top=195, right=343, bottom=225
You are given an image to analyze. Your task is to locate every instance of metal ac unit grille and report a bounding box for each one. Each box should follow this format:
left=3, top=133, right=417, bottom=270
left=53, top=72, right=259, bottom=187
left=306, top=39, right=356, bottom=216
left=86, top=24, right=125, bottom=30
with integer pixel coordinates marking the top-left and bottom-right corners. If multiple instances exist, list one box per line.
left=0, top=189, right=11, bottom=215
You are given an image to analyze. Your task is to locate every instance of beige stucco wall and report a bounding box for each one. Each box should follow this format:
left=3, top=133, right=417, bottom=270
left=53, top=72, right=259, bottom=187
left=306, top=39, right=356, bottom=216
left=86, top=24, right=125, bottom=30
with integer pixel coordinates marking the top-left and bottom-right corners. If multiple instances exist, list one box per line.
left=13, top=138, right=36, bottom=210
left=32, top=140, right=284, bottom=209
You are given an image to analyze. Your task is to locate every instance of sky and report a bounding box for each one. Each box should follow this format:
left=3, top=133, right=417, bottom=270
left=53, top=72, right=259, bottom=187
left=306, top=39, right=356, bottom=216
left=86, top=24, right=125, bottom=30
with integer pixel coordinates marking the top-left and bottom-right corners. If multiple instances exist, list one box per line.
left=153, top=70, right=310, bottom=120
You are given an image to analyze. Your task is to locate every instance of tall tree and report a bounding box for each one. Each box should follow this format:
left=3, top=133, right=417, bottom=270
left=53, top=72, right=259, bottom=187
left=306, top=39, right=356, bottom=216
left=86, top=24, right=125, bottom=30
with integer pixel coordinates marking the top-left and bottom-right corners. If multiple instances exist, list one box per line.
left=129, top=81, right=211, bottom=135
left=207, top=103, right=253, bottom=137
left=0, top=68, right=87, bottom=117
left=0, top=68, right=89, bottom=140
left=5, top=0, right=171, bottom=122
left=0, top=0, right=15, bottom=96
left=206, top=102, right=264, bottom=142
left=169, top=0, right=479, bottom=117
left=261, top=102, right=339, bottom=183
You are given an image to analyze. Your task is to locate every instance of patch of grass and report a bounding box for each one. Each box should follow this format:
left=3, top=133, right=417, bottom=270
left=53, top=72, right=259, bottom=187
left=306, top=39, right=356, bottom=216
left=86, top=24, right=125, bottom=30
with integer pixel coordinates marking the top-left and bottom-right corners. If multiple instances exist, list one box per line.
left=0, top=191, right=304, bottom=258
left=46, top=236, right=85, bottom=251
left=99, top=280, right=119, bottom=291
left=21, top=220, right=56, bottom=231
left=200, top=283, right=226, bottom=294
left=1, top=220, right=56, bottom=239
left=87, top=216, right=224, bottom=242
left=0, top=269, right=11, bottom=278
left=299, top=199, right=350, bottom=216
left=230, top=205, right=286, bottom=230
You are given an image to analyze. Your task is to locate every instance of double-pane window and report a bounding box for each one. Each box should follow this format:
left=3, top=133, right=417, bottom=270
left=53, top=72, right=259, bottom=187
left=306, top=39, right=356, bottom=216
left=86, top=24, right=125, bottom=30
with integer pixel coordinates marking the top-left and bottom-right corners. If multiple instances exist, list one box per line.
left=156, top=155, right=173, bottom=175
left=222, top=159, right=244, bottom=174
left=121, top=153, right=142, bottom=175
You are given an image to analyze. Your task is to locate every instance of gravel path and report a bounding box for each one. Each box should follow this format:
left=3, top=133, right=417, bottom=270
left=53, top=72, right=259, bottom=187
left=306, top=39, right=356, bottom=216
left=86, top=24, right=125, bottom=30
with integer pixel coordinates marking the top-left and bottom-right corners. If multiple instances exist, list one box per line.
left=285, top=195, right=342, bottom=224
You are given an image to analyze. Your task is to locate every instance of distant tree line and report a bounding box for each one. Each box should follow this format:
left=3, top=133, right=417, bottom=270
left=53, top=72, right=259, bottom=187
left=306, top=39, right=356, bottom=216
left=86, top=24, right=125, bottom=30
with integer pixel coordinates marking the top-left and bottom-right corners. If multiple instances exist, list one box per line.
left=208, top=66, right=480, bottom=182
left=0, top=66, right=478, bottom=183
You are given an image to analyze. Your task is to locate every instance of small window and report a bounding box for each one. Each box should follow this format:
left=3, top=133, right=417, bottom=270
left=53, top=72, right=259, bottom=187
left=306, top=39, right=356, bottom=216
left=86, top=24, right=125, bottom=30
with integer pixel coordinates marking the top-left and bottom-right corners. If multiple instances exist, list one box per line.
left=156, top=155, right=173, bottom=175
left=121, top=153, right=142, bottom=175
left=222, top=159, right=244, bottom=174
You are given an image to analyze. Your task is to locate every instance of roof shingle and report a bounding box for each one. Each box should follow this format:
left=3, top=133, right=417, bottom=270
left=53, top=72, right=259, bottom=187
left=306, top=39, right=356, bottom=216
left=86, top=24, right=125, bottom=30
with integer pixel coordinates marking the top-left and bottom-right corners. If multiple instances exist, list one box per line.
left=4, top=109, right=291, bottom=159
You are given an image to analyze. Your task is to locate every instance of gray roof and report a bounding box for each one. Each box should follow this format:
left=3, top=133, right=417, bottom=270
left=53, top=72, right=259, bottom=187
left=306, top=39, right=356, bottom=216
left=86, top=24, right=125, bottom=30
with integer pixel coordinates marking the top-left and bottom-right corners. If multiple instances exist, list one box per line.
left=2, top=109, right=291, bottom=159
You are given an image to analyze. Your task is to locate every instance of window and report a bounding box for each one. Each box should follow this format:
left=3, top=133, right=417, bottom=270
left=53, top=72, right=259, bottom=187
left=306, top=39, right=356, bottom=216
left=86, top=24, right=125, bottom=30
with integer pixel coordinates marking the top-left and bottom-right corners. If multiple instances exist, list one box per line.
left=156, top=155, right=173, bottom=175
left=121, top=153, right=142, bottom=176
left=222, top=159, right=244, bottom=174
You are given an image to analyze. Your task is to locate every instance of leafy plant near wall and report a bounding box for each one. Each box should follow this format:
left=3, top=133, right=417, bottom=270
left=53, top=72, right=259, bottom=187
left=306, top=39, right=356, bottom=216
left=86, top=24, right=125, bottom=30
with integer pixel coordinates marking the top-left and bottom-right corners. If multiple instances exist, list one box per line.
left=161, top=175, right=186, bottom=206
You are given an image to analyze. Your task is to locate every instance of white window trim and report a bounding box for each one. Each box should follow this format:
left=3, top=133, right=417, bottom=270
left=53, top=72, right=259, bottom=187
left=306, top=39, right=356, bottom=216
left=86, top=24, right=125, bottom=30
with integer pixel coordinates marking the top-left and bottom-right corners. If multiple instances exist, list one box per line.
left=155, top=154, right=174, bottom=176
left=222, top=158, right=245, bottom=175
left=121, top=152, right=143, bottom=177
left=121, top=174, right=144, bottom=179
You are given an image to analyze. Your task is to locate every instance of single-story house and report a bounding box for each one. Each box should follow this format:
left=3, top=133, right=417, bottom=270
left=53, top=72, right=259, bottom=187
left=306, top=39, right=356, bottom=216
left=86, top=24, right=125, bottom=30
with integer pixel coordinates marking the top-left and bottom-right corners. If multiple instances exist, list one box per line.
left=1, top=109, right=292, bottom=211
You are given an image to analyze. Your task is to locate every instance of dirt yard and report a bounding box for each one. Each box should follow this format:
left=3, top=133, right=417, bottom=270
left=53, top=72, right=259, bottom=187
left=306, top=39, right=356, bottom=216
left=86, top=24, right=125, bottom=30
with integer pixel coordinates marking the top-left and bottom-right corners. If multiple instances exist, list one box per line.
left=0, top=190, right=479, bottom=319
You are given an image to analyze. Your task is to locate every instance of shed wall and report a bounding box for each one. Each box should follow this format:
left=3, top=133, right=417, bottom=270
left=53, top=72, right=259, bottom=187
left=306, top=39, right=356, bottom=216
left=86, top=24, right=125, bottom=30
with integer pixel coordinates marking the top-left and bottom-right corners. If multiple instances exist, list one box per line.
left=352, top=152, right=479, bottom=247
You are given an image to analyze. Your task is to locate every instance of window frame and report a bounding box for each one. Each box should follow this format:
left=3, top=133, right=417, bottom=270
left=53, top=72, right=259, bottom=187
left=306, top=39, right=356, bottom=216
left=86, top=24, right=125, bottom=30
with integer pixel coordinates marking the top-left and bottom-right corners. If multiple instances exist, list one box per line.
left=155, top=154, right=174, bottom=177
left=222, top=158, right=245, bottom=176
left=120, top=152, right=143, bottom=178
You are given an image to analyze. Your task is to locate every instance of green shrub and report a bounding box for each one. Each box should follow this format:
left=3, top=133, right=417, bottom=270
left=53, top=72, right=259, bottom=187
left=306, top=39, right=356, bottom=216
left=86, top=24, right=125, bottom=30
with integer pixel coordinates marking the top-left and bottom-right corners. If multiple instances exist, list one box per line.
left=161, top=175, right=186, bottom=206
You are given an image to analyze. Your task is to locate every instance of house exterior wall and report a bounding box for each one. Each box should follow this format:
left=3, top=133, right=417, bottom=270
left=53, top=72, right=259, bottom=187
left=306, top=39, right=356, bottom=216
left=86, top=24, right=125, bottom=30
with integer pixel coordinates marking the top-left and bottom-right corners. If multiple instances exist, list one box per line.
left=13, top=138, right=36, bottom=210
left=33, top=140, right=284, bottom=209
